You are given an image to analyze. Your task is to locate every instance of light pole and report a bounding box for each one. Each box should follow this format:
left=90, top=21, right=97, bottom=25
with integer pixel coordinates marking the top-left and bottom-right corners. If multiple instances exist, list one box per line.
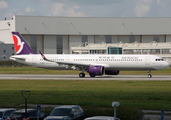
left=21, top=91, right=31, bottom=119
left=112, top=101, right=120, bottom=120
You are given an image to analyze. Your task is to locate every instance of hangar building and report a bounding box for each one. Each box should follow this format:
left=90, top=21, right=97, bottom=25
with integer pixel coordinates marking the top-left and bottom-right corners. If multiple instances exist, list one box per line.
left=0, top=15, right=171, bottom=62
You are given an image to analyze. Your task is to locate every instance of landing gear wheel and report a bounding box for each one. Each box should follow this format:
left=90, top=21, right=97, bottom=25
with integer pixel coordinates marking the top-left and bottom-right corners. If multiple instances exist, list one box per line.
left=148, top=74, right=152, bottom=78
left=147, top=70, right=152, bottom=78
left=79, top=73, right=85, bottom=78
left=90, top=74, right=95, bottom=77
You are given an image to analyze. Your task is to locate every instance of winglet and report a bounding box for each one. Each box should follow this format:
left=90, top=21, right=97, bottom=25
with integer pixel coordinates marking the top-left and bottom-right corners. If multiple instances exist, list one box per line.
left=39, top=51, right=48, bottom=61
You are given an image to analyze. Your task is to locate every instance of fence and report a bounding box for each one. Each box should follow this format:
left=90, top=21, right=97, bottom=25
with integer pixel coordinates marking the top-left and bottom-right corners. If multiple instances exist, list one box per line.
left=0, top=61, right=29, bottom=67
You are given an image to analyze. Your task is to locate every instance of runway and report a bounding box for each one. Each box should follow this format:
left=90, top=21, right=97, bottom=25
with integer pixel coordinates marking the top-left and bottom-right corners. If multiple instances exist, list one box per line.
left=0, top=74, right=171, bottom=80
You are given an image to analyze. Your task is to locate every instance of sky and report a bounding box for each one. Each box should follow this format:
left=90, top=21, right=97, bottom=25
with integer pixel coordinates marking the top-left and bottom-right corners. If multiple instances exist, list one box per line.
left=1, top=0, right=171, bottom=20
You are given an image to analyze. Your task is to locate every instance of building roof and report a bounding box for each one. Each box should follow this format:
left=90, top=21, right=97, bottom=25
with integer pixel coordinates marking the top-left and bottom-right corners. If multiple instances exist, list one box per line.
left=0, top=108, right=16, bottom=112
left=13, top=15, right=171, bottom=35
left=54, top=105, right=80, bottom=109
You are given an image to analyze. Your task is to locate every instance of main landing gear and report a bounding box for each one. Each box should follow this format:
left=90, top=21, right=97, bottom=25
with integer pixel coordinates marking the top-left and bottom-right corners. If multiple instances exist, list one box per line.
left=90, top=74, right=95, bottom=77
left=79, top=73, right=96, bottom=78
left=79, top=73, right=85, bottom=78
left=148, top=70, right=152, bottom=78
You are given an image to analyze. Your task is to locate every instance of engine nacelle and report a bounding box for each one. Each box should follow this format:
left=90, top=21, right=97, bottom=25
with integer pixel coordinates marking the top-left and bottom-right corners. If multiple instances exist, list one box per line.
left=89, top=66, right=105, bottom=76
left=105, top=70, right=120, bottom=75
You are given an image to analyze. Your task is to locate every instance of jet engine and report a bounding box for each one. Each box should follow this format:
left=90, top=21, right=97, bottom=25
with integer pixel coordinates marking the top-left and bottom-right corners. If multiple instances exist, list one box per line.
left=105, top=70, right=120, bottom=75
left=89, top=66, right=105, bottom=76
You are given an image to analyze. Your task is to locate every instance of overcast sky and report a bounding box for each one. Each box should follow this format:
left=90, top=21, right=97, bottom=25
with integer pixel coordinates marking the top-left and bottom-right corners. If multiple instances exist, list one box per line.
left=1, top=0, right=171, bottom=20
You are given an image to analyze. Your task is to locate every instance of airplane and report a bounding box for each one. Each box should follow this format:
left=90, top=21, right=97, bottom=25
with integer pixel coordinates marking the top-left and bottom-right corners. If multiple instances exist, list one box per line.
left=10, top=32, right=170, bottom=78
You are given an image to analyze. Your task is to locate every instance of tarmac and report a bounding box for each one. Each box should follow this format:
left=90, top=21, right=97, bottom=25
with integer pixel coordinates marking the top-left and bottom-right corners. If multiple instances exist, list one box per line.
left=1, top=74, right=171, bottom=80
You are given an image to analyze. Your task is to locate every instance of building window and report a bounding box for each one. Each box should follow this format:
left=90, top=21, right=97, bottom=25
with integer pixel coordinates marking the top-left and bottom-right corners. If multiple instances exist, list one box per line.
left=124, top=49, right=141, bottom=54
left=90, top=50, right=96, bottom=54
left=90, top=50, right=106, bottom=54
left=151, top=49, right=160, bottom=54
left=162, top=49, right=171, bottom=54
left=129, top=35, right=135, bottom=43
left=142, top=49, right=160, bottom=54
left=106, top=35, right=111, bottom=43
left=133, top=49, right=141, bottom=54
left=123, top=49, right=133, bottom=54
left=82, top=35, right=88, bottom=43
left=154, top=35, right=159, bottom=42
left=72, top=51, right=80, bottom=54
left=108, top=47, right=122, bottom=54
left=57, top=35, right=63, bottom=54
left=30, top=35, right=37, bottom=53
left=81, top=51, right=89, bottom=54
left=82, top=35, right=88, bottom=47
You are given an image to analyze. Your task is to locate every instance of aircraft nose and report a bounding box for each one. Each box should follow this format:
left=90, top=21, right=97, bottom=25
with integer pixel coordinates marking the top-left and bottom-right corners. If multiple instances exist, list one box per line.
left=164, top=61, right=170, bottom=69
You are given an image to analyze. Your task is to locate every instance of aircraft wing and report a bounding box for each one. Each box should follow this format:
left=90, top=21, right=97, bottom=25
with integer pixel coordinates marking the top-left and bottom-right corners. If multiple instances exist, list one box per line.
left=39, top=51, right=92, bottom=69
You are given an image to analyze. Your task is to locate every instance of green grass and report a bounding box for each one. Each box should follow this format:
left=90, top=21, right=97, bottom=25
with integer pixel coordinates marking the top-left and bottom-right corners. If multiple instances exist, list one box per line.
left=0, top=67, right=171, bottom=119
left=0, top=67, right=171, bottom=74
left=0, top=80, right=171, bottom=111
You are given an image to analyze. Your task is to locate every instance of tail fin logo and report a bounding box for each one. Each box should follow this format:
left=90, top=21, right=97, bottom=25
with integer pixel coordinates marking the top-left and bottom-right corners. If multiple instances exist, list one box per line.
left=13, top=34, right=25, bottom=54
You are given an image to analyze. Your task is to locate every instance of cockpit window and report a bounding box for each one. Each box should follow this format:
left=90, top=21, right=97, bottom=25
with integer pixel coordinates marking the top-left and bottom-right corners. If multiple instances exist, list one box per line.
left=155, top=59, right=164, bottom=61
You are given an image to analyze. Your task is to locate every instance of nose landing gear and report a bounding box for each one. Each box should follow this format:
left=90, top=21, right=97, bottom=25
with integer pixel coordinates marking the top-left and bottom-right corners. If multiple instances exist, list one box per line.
left=148, top=70, right=152, bottom=78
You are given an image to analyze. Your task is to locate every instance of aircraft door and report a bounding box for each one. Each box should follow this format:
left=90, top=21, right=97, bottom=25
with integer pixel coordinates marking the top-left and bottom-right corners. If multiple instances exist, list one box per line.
left=32, top=56, right=37, bottom=64
left=66, top=57, right=70, bottom=62
left=145, top=56, right=150, bottom=65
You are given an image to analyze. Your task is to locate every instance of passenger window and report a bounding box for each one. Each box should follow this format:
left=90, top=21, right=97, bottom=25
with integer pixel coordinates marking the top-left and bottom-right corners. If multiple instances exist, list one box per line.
left=71, top=108, right=80, bottom=115
left=28, top=111, right=37, bottom=117
left=40, top=111, right=46, bottom=117
left=0, top=112, right=4, bottom=117
left=75, top=107, right=80, bottom=114
left=78, top=107, right=83, bottom=112
left=4, top=110, right=14, bottom=116
left=71, top=108, right=75, bottom=115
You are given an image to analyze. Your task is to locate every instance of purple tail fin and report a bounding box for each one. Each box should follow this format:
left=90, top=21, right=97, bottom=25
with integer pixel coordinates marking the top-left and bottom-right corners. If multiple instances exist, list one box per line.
left=12, top=32, right=36, bottom=55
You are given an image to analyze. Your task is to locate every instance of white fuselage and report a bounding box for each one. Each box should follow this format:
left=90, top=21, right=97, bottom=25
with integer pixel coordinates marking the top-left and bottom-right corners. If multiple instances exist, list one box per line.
left=10, top=54, right=170, bottom=71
